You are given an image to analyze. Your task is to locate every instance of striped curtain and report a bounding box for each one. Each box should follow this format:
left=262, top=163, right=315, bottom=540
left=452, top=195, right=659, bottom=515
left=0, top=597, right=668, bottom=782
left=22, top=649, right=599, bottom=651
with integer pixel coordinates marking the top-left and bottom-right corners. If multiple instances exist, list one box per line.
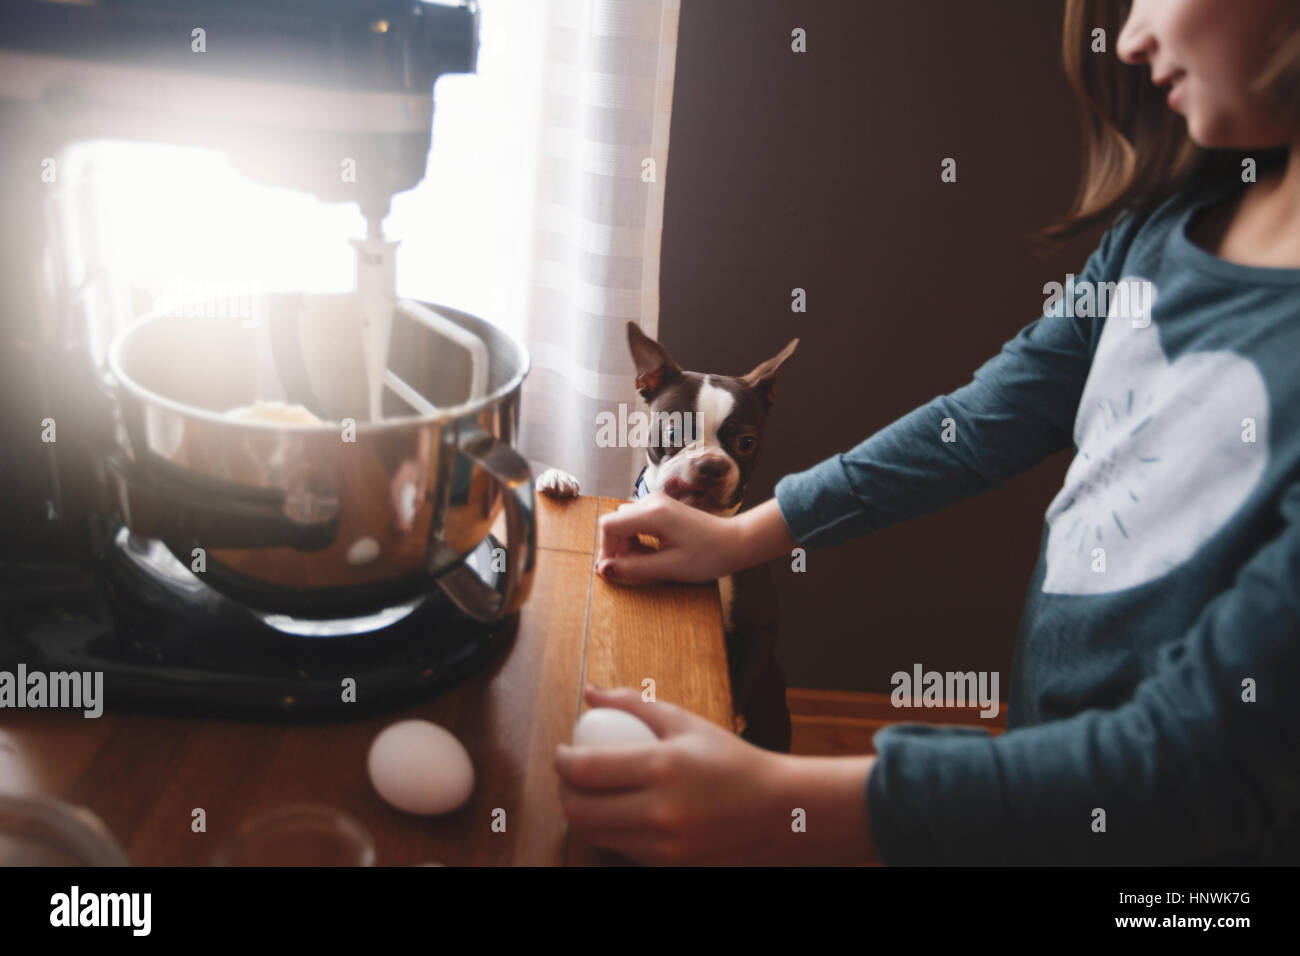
left=515, top=0, right=681, bottom=498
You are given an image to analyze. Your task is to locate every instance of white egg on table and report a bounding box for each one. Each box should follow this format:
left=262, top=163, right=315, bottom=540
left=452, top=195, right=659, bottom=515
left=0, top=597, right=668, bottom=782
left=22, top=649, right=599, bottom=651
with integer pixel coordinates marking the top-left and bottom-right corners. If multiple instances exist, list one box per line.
left=367, top=719, right=474, bottom=816
left=572, top=707, right=658, bottom=748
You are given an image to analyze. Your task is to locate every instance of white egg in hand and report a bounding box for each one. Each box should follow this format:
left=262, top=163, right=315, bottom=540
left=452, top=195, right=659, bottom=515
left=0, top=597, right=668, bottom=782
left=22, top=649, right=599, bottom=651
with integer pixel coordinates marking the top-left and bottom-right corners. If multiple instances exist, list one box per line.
left=572, top=707, right=658, bottom=748
left=368, top=719, right=474, bottom=816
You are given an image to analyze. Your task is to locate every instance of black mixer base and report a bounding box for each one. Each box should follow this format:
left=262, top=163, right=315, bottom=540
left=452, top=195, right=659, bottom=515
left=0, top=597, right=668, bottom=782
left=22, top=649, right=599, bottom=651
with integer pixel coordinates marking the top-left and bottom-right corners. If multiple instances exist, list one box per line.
left=0, top=533, right=517, bottom=720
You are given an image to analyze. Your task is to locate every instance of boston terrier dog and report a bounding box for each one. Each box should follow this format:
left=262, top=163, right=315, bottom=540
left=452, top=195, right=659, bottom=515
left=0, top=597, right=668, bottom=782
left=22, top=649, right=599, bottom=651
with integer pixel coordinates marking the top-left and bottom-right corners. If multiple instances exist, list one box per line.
left=537, top=321, right=798, bottom=751
left=537, top=321, right=798, bottom=512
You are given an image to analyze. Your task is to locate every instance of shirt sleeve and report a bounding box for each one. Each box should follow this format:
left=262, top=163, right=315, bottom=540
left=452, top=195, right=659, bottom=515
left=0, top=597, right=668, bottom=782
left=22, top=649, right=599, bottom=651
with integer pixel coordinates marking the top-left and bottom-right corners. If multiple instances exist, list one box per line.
left=773, top=220, right=1136, bottom=548
left=866, top=479, right=1300, bottom=865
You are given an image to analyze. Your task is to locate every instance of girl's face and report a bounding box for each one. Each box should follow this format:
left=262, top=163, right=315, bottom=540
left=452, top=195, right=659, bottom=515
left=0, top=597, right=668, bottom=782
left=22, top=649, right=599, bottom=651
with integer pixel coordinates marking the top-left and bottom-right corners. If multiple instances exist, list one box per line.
left=1116, top=0, right=1297, bottom=148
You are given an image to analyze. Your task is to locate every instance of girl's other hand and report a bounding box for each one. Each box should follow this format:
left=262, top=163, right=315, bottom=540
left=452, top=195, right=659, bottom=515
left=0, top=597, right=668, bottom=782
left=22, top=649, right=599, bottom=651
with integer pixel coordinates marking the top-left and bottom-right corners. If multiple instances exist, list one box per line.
left=555, top=687, right=788, bottom=865
left=556, top=686, right=877, bottom=865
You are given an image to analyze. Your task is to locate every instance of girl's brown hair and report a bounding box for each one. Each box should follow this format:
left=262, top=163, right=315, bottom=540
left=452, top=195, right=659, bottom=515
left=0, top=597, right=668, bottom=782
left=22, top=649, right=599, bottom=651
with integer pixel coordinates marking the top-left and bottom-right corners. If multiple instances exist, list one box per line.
left=1046, top=0, right=1300, bottom=241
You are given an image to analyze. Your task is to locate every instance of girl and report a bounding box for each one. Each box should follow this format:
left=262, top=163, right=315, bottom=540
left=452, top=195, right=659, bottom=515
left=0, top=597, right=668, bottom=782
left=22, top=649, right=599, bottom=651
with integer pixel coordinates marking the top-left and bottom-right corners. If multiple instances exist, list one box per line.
left=555, top=0, right=1300, bottom=865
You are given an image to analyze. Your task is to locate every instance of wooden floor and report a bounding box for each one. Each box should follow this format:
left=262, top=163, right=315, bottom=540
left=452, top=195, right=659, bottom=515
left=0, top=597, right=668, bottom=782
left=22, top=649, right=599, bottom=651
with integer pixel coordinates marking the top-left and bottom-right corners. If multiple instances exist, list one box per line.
left=787, top=688, right=1007, bottom=756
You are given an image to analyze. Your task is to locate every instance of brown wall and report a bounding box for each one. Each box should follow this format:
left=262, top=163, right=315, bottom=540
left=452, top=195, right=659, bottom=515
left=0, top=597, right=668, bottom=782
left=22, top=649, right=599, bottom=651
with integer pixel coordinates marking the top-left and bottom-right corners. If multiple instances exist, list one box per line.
left=660, top=0, right=1101, bottom=692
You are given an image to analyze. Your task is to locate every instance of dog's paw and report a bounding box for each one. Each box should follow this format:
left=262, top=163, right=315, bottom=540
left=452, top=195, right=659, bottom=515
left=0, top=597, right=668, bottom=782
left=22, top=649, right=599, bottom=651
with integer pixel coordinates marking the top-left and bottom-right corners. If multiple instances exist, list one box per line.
left=536, top=468, right=581, bottom=498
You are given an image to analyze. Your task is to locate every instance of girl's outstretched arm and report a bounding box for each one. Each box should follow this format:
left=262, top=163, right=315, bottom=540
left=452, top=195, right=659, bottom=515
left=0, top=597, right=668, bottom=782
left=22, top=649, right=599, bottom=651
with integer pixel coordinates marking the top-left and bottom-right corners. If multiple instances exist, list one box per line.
left=774, top=216, right=1144, bottom=550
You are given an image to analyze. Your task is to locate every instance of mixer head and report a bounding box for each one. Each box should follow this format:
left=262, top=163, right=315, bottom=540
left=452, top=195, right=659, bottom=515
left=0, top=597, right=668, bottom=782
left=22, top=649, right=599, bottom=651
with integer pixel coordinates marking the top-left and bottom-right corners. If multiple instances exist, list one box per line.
left=0, top=0, right=480, bottom=219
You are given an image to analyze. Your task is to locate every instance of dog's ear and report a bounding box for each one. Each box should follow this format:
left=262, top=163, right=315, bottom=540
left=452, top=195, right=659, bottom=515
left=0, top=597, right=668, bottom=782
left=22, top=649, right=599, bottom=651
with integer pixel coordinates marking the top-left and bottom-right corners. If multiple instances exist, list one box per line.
left=627, top=321, right=682, bottom=400
left=740, top=338, right=799, bottom=409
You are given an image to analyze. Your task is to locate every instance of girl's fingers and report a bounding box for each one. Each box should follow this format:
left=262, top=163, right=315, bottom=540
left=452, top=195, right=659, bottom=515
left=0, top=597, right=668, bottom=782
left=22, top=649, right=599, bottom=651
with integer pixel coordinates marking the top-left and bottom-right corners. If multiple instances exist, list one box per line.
left=597, top=495, right=673, bottom=561
left=610, top=534, right=657, bottom=560
left=597, top=548, right=677, bottom=583
left=554, top=742, right=661, bottom=790
left=558, top=781, right=664, bottom=831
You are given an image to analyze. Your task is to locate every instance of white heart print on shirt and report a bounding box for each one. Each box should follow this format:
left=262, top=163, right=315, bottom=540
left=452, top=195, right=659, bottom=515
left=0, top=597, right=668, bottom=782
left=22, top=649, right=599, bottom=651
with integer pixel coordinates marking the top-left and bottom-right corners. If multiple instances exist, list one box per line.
left=1042, top=277, right=1269, bottom=595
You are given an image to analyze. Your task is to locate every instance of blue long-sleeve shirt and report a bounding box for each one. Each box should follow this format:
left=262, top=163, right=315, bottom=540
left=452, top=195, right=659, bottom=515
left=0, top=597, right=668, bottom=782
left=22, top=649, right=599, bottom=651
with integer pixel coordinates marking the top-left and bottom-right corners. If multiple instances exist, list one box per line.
left=774, top=176, right=1300, bottom=864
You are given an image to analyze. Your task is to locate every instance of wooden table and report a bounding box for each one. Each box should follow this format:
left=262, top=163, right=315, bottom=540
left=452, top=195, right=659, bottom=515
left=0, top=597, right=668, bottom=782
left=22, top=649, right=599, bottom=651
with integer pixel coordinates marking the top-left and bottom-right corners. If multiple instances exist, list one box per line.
left=0, top=495, right=733, bottom=865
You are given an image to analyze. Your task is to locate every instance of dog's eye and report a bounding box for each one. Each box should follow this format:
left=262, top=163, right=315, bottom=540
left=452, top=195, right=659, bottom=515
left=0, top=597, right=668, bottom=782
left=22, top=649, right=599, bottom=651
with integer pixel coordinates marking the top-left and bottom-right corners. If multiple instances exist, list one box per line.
left=735, top=435, right=756, bottom=454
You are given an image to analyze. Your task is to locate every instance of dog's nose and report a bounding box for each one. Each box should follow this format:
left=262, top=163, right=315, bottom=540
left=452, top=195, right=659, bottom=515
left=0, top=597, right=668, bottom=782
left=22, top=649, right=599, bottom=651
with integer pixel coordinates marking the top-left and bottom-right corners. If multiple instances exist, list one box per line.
left=694, top=456, right=729, bottom=480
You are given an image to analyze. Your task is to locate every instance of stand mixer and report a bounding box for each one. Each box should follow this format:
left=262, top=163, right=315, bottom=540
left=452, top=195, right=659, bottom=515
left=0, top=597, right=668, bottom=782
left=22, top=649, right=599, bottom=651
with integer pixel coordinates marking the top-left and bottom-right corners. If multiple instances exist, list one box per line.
left=0, top=0, right=537, bottom=718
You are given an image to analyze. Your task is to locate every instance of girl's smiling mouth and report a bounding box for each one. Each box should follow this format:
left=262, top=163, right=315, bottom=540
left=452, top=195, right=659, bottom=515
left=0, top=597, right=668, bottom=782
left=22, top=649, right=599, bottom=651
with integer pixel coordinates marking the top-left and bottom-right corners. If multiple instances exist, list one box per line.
left=1166, top=77, right=1185, bottom=110
left=1153, top=68, right=1187, bottom=109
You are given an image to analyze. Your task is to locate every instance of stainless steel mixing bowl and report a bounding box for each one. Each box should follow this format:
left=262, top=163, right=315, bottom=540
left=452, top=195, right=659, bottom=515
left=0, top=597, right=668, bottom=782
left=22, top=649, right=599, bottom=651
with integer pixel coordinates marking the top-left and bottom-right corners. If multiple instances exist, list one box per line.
left=106, top=294, right=534, bottom=622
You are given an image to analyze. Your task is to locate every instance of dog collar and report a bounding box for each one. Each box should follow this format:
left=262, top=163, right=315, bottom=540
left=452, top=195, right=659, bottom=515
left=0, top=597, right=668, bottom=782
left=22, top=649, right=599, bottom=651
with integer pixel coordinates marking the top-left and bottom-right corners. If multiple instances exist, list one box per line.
left=633, top=465, right=651, bottom=500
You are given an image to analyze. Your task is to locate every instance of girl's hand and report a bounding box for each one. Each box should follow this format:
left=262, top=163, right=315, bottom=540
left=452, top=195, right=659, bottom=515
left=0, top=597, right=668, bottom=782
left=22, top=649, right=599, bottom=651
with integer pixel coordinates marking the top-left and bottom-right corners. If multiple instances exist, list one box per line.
left=595, top=494, right=796, bottom=584
left=555, top=686, right=878, bottom=865
left=595, top=493, right=747, bottom=583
